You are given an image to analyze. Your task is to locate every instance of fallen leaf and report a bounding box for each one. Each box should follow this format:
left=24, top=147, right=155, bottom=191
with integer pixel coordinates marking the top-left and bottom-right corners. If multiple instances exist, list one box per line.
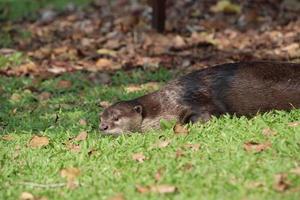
left=97, top=49, right=117, bottom=57
left=88, top=148, right=98, bottom=156
left=66, top=142, right=81, bottom=153
left=94, top=58, right=121, bottom=71
left=173, top=124, right=189, bottom=135
left=175, top=149, right=185, bottom=158
left=38, top=92, right=51, bottom=101
left=56, top=80, right=72, bottom=89
left=290, top=167, right=300, bottom=175
left=273, top=173, right=290, bottom=192
left=136, top=185, right=149, bottom=193
left=60, top=167, right=81, bottom=189
left=172, top=35, right=186, bottom=49
left=79, top=119, right=87, bottom=126
left=99, top=101, right=111, bottom=108
left=28, top=135, right=49, bottom=148
left=150, top=185, right=177, bottom=194
left=184, top=143, right=200, bottom=151
left=12, top=108, right=18, bottom=114
left=154, top=167, right=165, bottom=182
left=154, top=140, right=171, bottom=148
left=10, top=93, right=22, bottom=102
left=243, top=141, right=271, bottom=153
left=181, top=163, right=194, bottom=172
left=282, top=43, right=300, bottom=58
left=210, top=0, right=241, bottom=14
left=13, top=145, right=21, bottom=159
left=125, top=84, right=142, bottom=93
left=262, top=128, right=277, bottom=136
left=287, top=121, right=300, bottom=127
left=108, top=194, right=125, bottom=200
left=1, top=134, right=15, bottom=141
left=20, top=192, right=34, bottom=200
left=74, top=131, right=88, bottom=142
left=132, top=153, right=146, bottom=163
left=142, top=82, right=160, bottom=91
left=10, top=62, right=40, bottom=76
left=246, top=181, right=264, bottom=189
left=60, top=167, right=81, bottom=179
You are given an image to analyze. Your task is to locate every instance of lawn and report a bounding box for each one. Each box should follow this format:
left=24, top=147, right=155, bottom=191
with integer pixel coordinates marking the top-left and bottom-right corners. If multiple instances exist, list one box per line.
left=1, top=69, right=300, bottom=200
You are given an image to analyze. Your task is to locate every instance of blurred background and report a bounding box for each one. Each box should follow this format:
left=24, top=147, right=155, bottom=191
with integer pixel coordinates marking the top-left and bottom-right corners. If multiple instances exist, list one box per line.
left=0, top=0, right=299, bottom=77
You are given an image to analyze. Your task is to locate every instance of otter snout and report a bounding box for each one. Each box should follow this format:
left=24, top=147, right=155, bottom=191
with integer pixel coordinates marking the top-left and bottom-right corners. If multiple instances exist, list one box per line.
left=99, top=123, right=109, bottom=131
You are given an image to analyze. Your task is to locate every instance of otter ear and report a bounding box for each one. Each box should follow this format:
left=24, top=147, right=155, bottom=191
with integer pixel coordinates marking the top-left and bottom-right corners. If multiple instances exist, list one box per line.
left=133, top=105, right=142, bottom=114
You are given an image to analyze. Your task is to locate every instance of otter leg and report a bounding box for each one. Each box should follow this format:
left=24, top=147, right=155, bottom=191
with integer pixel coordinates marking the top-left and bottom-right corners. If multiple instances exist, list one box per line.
left=181, top=111, right=212, bottom=124
left=189, top=112, right=212, bottom=123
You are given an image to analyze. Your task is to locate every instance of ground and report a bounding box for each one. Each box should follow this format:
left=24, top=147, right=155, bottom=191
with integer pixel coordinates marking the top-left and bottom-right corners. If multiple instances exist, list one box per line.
left=0, top=0, right=300, bottom=200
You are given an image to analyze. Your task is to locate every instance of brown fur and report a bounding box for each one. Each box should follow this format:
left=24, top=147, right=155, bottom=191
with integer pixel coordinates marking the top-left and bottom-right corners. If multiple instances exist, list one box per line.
left=99, top=61, right=300, bottom=135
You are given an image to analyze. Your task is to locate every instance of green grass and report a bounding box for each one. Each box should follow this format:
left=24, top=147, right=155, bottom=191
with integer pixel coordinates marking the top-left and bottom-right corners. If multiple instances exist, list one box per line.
left=1, top=69, right=300, bottom=200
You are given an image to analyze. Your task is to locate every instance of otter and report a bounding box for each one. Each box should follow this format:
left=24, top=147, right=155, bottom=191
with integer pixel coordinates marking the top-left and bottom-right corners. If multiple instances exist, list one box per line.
left=99, top=61, right=300, bottom=135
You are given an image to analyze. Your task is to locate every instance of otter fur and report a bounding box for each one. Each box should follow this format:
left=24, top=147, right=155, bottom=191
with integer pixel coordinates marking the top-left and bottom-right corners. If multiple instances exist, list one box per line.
left=99, top=61, right=300, bottom=135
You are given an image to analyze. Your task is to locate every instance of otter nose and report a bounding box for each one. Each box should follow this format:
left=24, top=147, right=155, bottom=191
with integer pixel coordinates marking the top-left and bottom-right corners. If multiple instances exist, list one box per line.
left=100, top=123, right=109, bottom=131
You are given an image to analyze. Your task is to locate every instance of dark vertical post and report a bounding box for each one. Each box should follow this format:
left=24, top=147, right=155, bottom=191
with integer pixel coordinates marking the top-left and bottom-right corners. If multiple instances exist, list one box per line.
left=151, top=0, right=166, bottom=33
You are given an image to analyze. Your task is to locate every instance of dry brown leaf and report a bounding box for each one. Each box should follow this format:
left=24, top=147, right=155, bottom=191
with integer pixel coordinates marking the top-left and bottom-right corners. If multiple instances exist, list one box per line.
left=13, top=145, right=21, bottom=159
left=136, top=184, right=176, bottom=194
left=10, top=93, right=22, bottom=102
left=56, top=80, right=72, bottom=89
left=99, top=101, right=111, bottom=108
left=290, top=167, right=300, bottom=175
left=184, top=143, right=200, bottom=151
left=97, top=49, right=117, bottom=57
left=173, top=124, right=189, bottom=135
left=20, top=192, right=34, bottom=200
left=79, top=119, right=87, bottom=126
left=60, top=167, right=81, bottom=189
left=150, top=185, right=177, bottom=194
left=287, top=121, right=300, bottom=127
left=74, top=131, right=88, bottom=142
left=175, top=149, right=185, bottom=158
left=1, top=134, right=15, bottom=141
left=12, top=108, right=18, bottom=114
left=154, top=167, right=165, bottom=182
left=181, top=163, right=194, bottom=172
left=108, top=194, right=125, bottom=200
left=94, top=58, right=121, bottom=71
left=125, top=85, right=142, bottom=93
left=38, top=92, right=51, bottom=101
left=60, top=167, right=81, bottom=179
left=262, top=128, right=277, bottom=136
left=245, top=181, right=264, bottom=189
left=282, top=43, right=300, bottom=58
left=132, top=153, right=146, bottom=163
left=273, top=173, right=290, bottom=192
left=88, top=148, right=98, bottom=156
left=12, top=62, right=40, bottom=76
left=136, top=185, right=150, bottom=193
left=28, top=135, right=49, bottom=148
left=142, top=82, right=160, bottom=91
left=66, top=142, right=81, bottom=153
left=154, top=140, right=171, bottom=148
left=243, top=141, right=271, bottom=153
left=172, top=35, right=186, bottom=49
left=210, top=0, right=241, bottom=14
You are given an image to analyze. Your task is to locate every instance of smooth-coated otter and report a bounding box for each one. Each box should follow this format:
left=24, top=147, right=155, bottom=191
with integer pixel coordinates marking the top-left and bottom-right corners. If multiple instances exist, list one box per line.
left=99, top=61, right=300, bottom=135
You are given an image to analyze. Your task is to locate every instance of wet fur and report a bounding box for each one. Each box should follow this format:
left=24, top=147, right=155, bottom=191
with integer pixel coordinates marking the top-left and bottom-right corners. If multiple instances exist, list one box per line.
left=100, top=61, right=300, bottom=134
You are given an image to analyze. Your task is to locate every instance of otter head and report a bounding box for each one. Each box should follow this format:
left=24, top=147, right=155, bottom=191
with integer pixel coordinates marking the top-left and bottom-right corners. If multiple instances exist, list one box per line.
left=99, top=101, right=143, bottom=135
